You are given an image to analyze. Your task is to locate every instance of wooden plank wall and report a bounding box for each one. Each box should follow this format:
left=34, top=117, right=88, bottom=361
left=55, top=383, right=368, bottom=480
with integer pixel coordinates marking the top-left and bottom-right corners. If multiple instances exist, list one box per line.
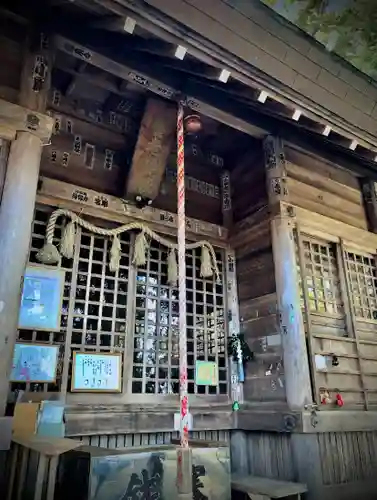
left=42, top=90, right=143, bottom=196
left=230, top=148, right=285, bottom=403
left=287, top=145, right=377, bottom=409
left=156, top=153, right=222, bottom=224
left=0, top=15, right=24, bottom=104
left=231, top=430, right=295, bottom=480
left=231, top=430, right=377, bottom=500
left=285, top=145, right=367, bottom=230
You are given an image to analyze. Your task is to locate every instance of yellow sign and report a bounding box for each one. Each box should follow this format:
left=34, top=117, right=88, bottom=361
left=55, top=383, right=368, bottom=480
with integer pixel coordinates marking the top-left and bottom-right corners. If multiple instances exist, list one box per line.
left=195, top=361, right=218, bottom=386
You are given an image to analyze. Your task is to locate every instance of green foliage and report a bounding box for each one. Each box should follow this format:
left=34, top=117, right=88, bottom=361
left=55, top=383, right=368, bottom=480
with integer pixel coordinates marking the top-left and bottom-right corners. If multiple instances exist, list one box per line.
left=260, top=0, right=377, bottom=80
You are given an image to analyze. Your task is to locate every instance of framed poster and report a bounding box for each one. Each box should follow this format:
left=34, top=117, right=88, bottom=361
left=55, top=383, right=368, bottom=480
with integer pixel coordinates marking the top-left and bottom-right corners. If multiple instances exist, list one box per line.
left=10, top=343, right=59, bottom=383
left=18, top=265, right=65, bottom=331
left=71, top=352, right=122, bottom=393
left=195, top=360, right=218, bottom=386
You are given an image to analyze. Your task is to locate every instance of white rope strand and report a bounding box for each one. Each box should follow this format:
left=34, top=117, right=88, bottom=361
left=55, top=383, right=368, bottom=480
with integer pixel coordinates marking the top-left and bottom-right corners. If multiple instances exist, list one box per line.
left=37, top=208, right=220, bottom=281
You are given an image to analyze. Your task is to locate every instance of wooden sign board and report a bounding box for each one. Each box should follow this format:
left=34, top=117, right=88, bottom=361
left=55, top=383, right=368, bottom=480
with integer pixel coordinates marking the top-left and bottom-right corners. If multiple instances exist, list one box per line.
left=10, top=343, right=59, bottom=383
left=18, top=265, right=65, bottom=332
left=195, top=361, right=218, bottom=386
left=71, top=352, right=122, bottom=392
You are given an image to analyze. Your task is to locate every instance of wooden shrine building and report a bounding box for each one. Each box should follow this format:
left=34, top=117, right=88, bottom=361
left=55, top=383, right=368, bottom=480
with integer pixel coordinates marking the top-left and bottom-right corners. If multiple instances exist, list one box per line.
left=1, top=0, right=377, bottom=498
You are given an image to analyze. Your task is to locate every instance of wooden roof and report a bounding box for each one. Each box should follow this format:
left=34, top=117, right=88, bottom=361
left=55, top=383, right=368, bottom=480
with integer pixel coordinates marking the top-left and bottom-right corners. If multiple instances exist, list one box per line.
left=2, top=0, right=377, bottom=178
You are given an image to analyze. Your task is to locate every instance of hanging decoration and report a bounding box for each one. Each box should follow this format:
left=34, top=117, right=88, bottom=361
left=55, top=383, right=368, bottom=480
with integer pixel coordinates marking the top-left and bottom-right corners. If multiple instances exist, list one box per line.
left=335, top=392, right=344, bottom=407
left=35, top=208, right=220, bottom=286
left=232, top=401, right=240, bottom=412
left=320, top=388, right=332, bottom=405
left=227, top=333, right=253, bottom=383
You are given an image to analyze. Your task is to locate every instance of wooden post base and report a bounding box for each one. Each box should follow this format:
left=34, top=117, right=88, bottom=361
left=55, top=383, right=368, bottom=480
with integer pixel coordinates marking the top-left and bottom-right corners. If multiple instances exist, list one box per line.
left=177, top=447, right=193, bottom=497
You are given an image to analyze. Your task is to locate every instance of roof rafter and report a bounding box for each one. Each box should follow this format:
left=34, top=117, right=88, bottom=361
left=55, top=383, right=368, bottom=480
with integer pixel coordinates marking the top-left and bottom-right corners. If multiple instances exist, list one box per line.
left=54, top=32, right=377, bottom=179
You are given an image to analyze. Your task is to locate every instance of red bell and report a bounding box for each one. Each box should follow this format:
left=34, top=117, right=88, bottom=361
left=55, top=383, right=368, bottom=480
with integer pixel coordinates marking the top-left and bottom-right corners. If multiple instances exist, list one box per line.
left=335, top=393, right=344, bottom=407
left=184, top=115, right=202, bottom=135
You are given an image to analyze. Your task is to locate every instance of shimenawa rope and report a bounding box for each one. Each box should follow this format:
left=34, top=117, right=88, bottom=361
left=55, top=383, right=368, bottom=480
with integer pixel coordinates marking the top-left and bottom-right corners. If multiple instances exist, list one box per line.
left=36, top=208, right=220, bottom=285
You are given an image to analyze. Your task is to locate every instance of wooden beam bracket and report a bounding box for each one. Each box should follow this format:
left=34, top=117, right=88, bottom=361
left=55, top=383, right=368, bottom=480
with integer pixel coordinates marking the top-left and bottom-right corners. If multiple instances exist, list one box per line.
left=0, top=98, right=53, bottom=143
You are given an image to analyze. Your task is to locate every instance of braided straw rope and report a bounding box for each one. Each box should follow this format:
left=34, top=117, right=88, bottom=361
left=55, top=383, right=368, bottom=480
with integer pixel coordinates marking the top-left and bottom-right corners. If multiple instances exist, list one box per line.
left=41, top=208, right=220, bottom=281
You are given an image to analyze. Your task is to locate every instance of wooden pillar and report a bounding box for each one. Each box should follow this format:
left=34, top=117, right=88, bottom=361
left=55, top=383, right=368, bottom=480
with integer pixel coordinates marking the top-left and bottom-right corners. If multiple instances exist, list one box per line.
left=125, top=98, right=176, bottom=201
left=226, top=249, right=243, bottom=404
left=0, top=140, right=9, bottom=204
left=361, top=179, right=377, bottom=233
left=263, top=135, right=312, bottom=410
left=0, top=33, right=52, bottom=414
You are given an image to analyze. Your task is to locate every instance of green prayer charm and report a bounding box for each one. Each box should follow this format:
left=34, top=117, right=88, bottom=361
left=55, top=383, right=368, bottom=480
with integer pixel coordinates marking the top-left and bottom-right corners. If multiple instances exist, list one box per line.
left=232, top=401, right=240, bottom=411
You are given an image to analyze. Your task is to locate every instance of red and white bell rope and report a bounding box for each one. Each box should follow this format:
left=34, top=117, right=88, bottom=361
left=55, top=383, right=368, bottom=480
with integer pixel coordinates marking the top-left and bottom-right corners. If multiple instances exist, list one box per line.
left=177, top=102, right=189, bottom=448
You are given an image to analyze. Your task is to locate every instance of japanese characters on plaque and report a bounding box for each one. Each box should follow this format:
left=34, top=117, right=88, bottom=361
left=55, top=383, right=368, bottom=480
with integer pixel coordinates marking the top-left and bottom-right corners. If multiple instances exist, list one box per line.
left=94, top=195, right=109, bottom=208
left=104, top=149, right=114, bottom=170
left=165, top=169, right=219, bottom=199
left=72, top=189, right=89, bottom=203
left=221, top=171, right=231, bottom=212
left=43, top=183, right=224, bottom=239
left=61, top=152, right=70, bottom=167
left=73, top=135, right=82, bottom=155
left=71, top=352, right=122, bottom=392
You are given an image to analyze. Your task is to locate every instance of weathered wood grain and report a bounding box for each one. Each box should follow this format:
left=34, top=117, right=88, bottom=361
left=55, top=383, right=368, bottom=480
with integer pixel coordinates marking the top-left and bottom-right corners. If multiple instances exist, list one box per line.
left=125, top=98, right=176, bottom=200
left=36, top=176, right=228, bottom=245
left=0, top=98, right=53, bottom=142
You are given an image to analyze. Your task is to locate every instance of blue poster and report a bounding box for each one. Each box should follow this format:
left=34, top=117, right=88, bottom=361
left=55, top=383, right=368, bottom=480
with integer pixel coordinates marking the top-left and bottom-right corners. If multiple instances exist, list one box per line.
left=10, top=343, right=59, bottom=382
left=18, top=266, right=65, bottom=331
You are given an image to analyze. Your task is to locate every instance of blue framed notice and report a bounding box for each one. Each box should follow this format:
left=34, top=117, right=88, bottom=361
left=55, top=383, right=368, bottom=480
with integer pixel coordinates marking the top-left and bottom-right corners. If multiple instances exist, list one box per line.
left=18, top=265, right=65, bottom=331
left=10, top=343, right=59, bottom=383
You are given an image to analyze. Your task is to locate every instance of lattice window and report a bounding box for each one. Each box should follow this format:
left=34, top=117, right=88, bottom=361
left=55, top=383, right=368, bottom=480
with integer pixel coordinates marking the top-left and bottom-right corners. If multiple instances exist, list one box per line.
left=68, top=228, right=131, bottom=390
left=12, top=207, right=228, bottom=398
left=300, top=237, right=343, bottom=316
left=345, top=250, right=377, bottom=320
left=132, top=241, right=227, bottom=396
left=13, top=207, right=73, bottom=393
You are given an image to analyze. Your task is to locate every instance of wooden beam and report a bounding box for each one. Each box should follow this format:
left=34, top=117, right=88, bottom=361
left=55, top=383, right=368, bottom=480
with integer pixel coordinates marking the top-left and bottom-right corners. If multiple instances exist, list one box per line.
left=0, top=98, right=53, bottom=143
left=54, top=34, right=377, bottom=179
left=91, top=15, right=136, bottom=33
left=89, top=0, right=377, bottom=148
left=361, top=179, right=377, bottom=233
left=53, top=34, right=265, bottom=138
left=126, top=98, right=176, bottom=201
left=64, top=405, right=233, bottom=436
left=65, top=61, right=87, bottom=96
left=55, top=60, right=127, bottom=97
left=37, top=176, right=228, bottom=245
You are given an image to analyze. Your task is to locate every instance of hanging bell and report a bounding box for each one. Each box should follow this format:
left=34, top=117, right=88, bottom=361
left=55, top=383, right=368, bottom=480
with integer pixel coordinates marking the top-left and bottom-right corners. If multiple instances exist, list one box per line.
left=184, top=114, right=202, bottom=135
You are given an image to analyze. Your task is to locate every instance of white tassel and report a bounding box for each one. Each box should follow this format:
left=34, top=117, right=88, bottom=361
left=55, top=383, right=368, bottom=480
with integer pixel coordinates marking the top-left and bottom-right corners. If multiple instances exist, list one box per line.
left=109, top=235, right=121, bottom=272
left=167, top=249, right=178, bottom=286
left=133, top=231, right=148, bottom=267
left=200, top=245, right=213, bottom=278
left=60, top=221, right=76, bottom=259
